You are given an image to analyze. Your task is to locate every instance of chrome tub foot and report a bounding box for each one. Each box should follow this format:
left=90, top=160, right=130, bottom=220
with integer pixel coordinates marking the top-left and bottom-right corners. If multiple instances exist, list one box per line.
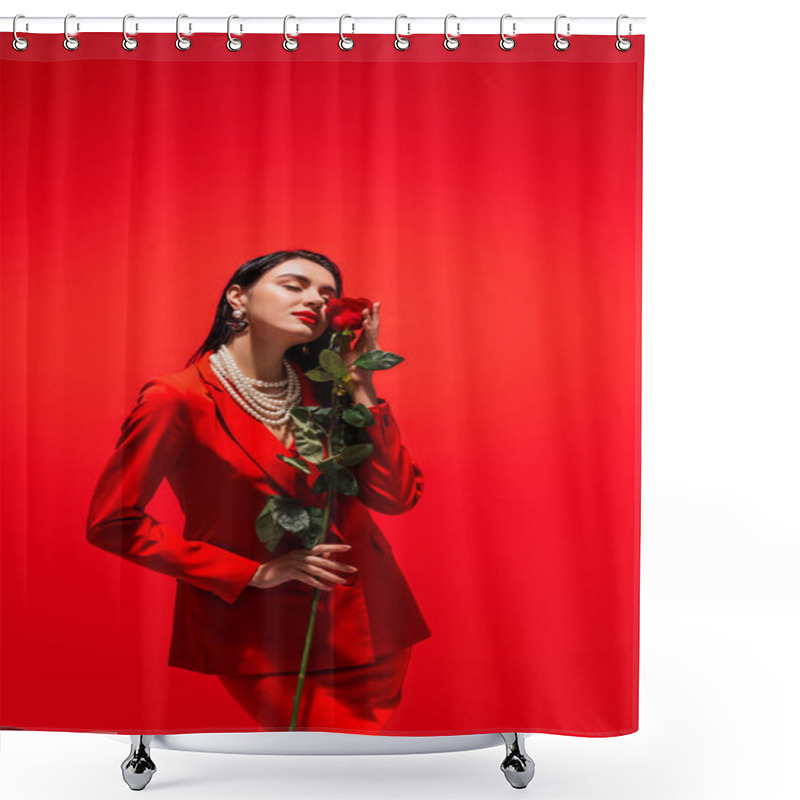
left=121, top=735, right=157, bottom=791
left=500, top=733, right=535, bottom=789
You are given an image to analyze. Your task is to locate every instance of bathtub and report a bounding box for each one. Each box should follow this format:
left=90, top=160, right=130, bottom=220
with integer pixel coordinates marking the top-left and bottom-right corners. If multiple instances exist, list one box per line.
left=104, top=731, right=536, bottom=790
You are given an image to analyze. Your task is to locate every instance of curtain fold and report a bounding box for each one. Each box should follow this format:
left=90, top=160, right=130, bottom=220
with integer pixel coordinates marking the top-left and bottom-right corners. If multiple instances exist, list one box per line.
left=1, top=32, right=644, bottom=736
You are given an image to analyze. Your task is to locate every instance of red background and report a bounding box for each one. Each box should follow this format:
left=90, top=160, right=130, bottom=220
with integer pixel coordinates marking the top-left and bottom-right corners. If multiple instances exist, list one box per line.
left=1, top=33, right=643, bottom=735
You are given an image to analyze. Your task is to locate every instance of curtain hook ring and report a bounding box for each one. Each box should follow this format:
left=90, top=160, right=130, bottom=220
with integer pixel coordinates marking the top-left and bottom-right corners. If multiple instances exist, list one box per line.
left=339, top=14, right=355, bottom=50
left=615, top=15, right=632, bottom=51
left=227, top=15, right=243, bottom=51
left=394, top=15, right=410, bottom=50
left=176, top=14, right=192, bottom=50
left=283, top=15, right=299, bottom=51
left=63, top=13, right=80, bottom=51
left=12, top=14, right=29, bottom=51
left=443, top=13, right=460, bottom=51
left=553, top=14, right=570, bottom=51
left=499, top=14, right=516, bottom=50
left=122, top=14, right=138, bottom=50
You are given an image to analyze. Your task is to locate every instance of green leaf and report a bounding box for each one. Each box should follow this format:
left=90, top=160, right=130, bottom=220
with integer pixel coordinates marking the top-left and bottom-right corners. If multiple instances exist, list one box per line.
left=305, top=367, right=334, bottom=382
left=256, top=497, right=287, bottom=552
left=330, top=424, right=346, bottom=453
left=310, top=406, right=334, bottom=428
left=319, top=461, right=360, bottom=496
left=271, top=497, right=311, bottom=533
left=319, top=349, right=350, bottom=379
left=299, top=508, right=326, bottom=549
left=277, top=454, right=311, bottom=474
left=256, top=513, right=285, bottom=553
left=294, top=429, right=325, bottom=463
left=353, top=350, right=404, bottom=371
left=311, top=472, right=329, bottom=494
left=342, top=403, right=376, bottom=428
left=336, top=443, right=375, bottom=468
left=289, top=406, right=316, bottom=430
left=308, top=506, right=326, bottom=527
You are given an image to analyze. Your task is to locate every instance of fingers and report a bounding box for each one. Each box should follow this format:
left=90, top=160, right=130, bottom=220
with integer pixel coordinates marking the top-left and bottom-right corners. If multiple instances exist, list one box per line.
left=304, top=563, right=352, bottom=585
left=292, top=570, right=334, bottom=591
left=358, top=304, right=379, bottom=355
left=300, top=543, right=358, bottom=590
left=306, top=555, right=358, bottom=573
left=310, top=543, right=352, bottom=555
left=295, top=562, right=352, bottom=588
left=362, top=301, right=380, bottom=325
left=310, top=543, right=352, bottom=550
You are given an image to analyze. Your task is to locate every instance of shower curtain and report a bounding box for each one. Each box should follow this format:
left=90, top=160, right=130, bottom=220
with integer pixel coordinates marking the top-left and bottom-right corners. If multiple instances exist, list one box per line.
left=0, top=29, right=644, bottom=736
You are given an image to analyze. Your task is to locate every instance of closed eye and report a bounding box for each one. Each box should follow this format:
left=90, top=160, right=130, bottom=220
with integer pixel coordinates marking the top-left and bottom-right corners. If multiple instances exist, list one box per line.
left=285, top=284, right=333, bottom=300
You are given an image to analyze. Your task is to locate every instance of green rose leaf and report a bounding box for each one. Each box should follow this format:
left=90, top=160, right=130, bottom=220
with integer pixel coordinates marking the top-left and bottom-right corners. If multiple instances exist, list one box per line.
left=294, top=429, right=325, bottom=463
left=330, top=424, right=347, bottom=452
left=310, top=406, right=334, bottom=428
left=352, top=350, right=404, bottom=371
left=271, top=496, right=311, bottom=533
left=311, top=472, right=328, bottom=494
left=319, top=461, right=359, bottom=496
left=305, top=367, right=334, bottom=382
left=319, top=349, right=350, bottom=380
left=277, top=454, right=311, bottom=474
left=342, top=403, right=376, bottom=428
left=256, top=497, right=287, bottom=552
left=308, top=506, right=326, bottom=527
left=299, top=508, right=326, bottom=549
left=290, top=406, right=317, bottom=430
left=298, top=529, right=318, bottom=549
left=336, top=442, right=375, bottom=468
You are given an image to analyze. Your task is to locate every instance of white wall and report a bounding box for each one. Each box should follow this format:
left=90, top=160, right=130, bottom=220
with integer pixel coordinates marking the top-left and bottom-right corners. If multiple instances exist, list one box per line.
left=1, top=2, right=797, bottom=798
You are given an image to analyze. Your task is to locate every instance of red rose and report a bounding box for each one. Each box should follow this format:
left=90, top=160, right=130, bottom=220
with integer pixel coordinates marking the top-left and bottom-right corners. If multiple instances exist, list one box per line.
left=325, top=296, right=372, bottom=332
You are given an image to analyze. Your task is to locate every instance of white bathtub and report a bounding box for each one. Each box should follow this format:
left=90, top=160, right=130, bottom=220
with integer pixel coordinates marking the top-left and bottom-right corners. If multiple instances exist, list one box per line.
left=103, top=731, right=536, bottom=789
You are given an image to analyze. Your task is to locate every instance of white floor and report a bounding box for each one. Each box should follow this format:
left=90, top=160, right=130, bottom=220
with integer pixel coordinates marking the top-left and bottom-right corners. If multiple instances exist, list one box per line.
left=3, top=0, right=800, bottom=797
left=2, top=598, right=798, bottom=799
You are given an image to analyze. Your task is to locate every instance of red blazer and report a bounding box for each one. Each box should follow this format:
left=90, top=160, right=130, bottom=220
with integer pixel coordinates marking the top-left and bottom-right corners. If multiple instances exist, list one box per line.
left=86, top=350, right=431, bottom=675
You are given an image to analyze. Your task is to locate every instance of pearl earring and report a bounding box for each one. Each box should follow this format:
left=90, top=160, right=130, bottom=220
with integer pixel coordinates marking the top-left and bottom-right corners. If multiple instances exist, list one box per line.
left=228, top=307, right=249, bottom=332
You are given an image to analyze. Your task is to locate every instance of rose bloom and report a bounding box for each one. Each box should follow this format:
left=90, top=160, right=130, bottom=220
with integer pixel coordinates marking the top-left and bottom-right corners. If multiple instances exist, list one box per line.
left=326, top=296, right=372, bottom=332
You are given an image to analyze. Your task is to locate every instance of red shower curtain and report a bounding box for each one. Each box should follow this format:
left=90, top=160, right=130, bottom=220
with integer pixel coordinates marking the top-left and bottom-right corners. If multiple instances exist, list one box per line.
left=0, top=32, right=643, bottom=736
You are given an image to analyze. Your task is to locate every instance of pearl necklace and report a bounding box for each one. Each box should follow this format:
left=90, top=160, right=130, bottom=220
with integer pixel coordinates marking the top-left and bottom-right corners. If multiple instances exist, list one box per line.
left=209, top=344, right=302, bottom=427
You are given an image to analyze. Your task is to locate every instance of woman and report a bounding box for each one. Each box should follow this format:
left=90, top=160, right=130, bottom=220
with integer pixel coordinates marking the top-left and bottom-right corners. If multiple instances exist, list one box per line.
left=86, top=250, right=431, bottom=732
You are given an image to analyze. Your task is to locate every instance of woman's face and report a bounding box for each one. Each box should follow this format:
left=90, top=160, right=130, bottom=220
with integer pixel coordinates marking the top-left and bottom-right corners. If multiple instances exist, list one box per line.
left=230, top=258, right=338, bottom=341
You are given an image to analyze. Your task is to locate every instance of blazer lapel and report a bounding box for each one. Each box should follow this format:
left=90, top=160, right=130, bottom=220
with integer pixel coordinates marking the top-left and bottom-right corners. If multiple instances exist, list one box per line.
left=193, top=350, right=321, bottom=499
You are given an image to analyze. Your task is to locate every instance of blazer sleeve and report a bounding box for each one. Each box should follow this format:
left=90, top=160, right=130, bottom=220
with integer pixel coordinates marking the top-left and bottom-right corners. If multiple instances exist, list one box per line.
left=86, top=377, right=261, bottom=605
left=353, top=398, right=424, bottom=515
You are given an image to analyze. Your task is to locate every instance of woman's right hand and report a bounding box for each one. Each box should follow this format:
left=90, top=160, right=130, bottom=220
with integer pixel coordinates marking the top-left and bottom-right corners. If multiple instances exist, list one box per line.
left=247, top=543, right=358, bottom=592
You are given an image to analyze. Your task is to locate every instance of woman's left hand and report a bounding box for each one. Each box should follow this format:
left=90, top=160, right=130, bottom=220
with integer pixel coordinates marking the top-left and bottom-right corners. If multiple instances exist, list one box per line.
left=343, top=301, right=380, bottom=399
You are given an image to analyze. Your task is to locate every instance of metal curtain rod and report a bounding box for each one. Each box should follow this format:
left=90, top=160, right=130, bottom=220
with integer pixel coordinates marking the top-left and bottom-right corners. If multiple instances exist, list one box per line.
left=1, top=16, right=646, bottom=36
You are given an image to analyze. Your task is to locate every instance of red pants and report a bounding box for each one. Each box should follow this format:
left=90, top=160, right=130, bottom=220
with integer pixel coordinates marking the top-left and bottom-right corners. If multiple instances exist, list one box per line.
left=218, top=647, right=413, bottom=732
